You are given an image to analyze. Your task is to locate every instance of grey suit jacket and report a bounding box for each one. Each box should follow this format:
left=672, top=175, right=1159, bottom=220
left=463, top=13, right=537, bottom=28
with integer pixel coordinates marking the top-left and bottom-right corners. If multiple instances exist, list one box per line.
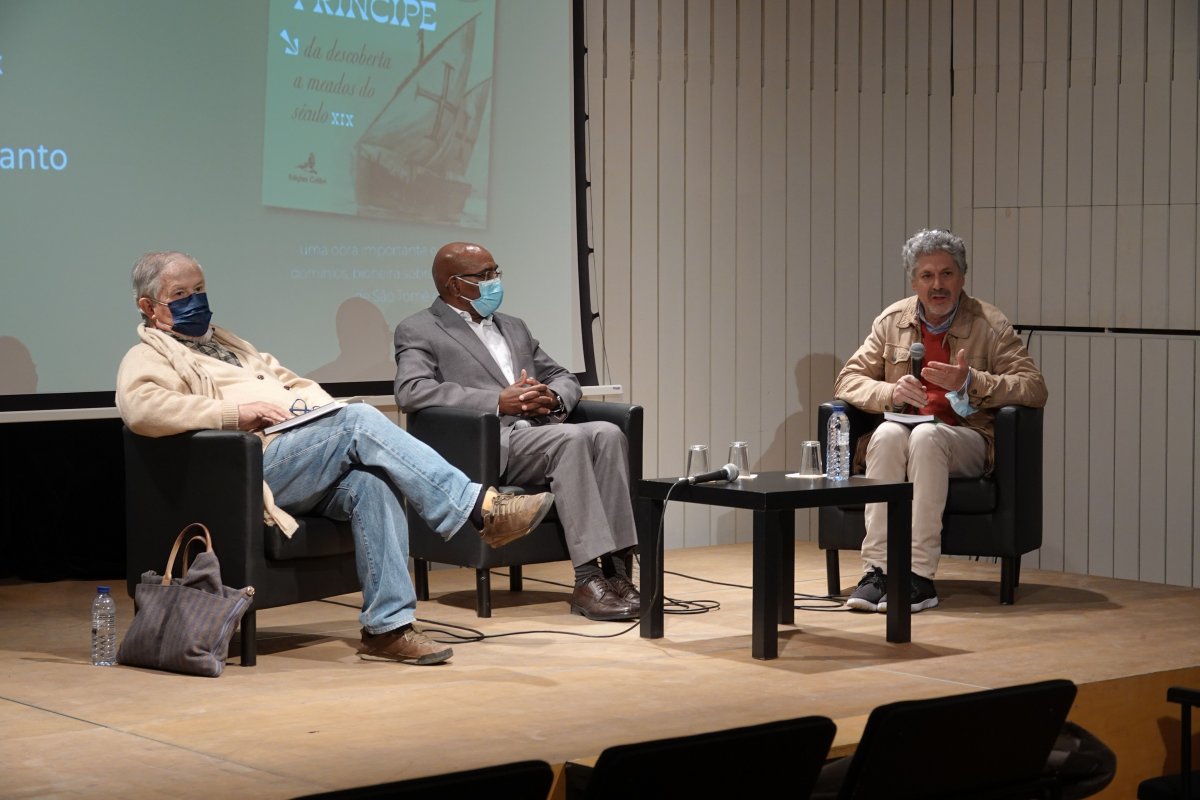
left=393, top=298, right=583, bottom=472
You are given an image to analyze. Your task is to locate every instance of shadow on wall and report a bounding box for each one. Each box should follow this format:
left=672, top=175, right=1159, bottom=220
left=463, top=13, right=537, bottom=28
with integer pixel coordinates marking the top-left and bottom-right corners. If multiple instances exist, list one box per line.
left=759, top=351, right=842, bottom=478
left=306, top=297, right=396, bottom=384
left=0, top=336, right=38, bottom=394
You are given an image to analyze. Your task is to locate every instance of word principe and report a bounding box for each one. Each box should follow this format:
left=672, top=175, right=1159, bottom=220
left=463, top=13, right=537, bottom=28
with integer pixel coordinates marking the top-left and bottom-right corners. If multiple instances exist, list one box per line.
left=1, top=144, right=69, bottom=171
left=291, top=0, right=438, bottom=32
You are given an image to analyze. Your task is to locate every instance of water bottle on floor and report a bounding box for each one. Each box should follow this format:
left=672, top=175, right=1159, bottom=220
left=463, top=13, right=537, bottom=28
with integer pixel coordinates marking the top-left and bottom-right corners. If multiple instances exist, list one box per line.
left=91, top=586, right=117, bottom=666
left=826, top=401, right=850, bottom=482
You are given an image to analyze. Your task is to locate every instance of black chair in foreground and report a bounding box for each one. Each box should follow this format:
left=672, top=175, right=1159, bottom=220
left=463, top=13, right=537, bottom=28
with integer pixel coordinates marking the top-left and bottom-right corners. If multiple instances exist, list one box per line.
left=1139, top=686, right=1200, bottom=799
left=124, top=428, right=360, bottom=666
left=814, top=678, right=1077, bottom=800
left=564, top=715, right=837, bottom=799
left=817, top=401, right=1043, bottom=604
left=406, top=400, right=642, bottom=617
left=293, top=759, right=554, bottom=799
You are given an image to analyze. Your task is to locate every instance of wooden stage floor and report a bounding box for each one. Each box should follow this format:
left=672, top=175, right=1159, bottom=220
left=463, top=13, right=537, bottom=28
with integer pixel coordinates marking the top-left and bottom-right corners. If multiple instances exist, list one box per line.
left=1, top=540, right=1197, bottom=799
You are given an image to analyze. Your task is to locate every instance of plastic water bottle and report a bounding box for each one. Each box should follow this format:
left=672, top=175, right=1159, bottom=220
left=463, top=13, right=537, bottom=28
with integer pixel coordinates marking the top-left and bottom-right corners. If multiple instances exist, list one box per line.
left=827, top=401, right=851, bottom=482
left=91, top=586, right=117, bottom=666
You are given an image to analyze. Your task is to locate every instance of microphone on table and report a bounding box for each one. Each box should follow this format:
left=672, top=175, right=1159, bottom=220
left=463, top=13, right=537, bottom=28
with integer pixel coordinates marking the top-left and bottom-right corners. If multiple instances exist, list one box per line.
left=686, top=463, right=740, bottom=485
left=904, top=342, right=926, bottom=414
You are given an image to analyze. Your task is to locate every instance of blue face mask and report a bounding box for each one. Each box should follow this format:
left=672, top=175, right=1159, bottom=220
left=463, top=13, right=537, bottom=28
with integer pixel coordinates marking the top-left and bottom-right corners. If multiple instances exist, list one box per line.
left=466, top=278, right=503, bottom=318
left=165, top=292, right=213, bottom=336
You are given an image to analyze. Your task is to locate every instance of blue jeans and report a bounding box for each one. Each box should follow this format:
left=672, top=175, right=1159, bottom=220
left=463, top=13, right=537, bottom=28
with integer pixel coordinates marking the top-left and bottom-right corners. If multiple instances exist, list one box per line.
left=262, top=404, right=481, bottom=634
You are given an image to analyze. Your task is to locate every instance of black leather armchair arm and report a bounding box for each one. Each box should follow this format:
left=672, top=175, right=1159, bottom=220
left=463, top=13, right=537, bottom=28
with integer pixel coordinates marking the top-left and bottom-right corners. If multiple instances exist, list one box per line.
left=124, top=429, right=265, bottom=599
left=405, top=406, right=502, bottom=487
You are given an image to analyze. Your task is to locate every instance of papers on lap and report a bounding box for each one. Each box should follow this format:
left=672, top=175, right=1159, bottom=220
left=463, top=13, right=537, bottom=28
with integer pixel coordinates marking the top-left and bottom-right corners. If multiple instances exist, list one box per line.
left=884, top=411, right=936, bottom=425
left=263, top=401, right=347, bottom=435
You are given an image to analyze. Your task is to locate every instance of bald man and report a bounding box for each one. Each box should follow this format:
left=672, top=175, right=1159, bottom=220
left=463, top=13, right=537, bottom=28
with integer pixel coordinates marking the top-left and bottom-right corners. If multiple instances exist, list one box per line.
left=393, top=243, right=640, bottom=622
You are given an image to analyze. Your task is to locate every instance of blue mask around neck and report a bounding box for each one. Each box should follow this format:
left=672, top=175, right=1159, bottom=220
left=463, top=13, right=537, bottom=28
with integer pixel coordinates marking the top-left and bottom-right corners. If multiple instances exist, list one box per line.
left=166, top=292, right=213, bottom=336
left=466, top=278, right=503, bottom=318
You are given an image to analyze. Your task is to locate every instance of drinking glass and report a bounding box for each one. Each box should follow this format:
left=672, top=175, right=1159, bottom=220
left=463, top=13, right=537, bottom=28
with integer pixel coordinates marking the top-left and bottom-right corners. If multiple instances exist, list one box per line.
left=684, top=444, right=709, bottom=479
left=797, top=440, right=823, bottom=478
left=727, top=441, right=754, bottom=479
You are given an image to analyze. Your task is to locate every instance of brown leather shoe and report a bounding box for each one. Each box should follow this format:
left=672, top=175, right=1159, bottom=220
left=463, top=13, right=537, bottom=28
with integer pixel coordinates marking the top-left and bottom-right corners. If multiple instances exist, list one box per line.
left=358, top=626, right=453, bottom=665
left=607, top=575, right=641, bottom=615
left=570, top=575, right=636, bottom=621
left=479, top=489, right=555, bottom=548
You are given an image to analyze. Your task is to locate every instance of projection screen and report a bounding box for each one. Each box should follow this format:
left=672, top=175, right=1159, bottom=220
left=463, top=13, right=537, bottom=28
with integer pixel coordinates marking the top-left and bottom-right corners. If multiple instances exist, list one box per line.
left=0, top=0, right=582, bottom=408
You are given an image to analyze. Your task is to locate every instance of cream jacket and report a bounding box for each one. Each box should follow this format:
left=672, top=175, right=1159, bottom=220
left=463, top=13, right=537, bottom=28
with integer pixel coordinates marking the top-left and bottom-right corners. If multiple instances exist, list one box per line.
left=833, top=293, right=1048, bottom=473
left=116, top=324, right=334, bottom=536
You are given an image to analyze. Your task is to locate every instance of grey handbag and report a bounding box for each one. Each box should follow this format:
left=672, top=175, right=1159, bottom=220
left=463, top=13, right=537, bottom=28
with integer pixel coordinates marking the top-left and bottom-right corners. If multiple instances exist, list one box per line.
left=118, top=522, right=255, bottom=677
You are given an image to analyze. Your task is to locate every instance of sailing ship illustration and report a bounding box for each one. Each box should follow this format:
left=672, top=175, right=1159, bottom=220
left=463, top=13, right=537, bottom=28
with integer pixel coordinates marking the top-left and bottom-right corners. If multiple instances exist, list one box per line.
left=354, top=14, right=492, bottom=224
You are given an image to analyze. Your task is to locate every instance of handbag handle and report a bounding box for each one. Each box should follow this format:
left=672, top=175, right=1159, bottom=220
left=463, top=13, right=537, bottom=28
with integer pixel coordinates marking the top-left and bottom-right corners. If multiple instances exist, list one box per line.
left=160, top=522, right=213, bottom=586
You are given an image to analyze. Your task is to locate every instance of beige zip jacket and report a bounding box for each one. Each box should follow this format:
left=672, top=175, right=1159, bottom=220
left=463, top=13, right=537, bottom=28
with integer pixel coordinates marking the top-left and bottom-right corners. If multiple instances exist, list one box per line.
left=833, top=293, right=1048, bottom=474
left=117, top=324, right=335, bottom=536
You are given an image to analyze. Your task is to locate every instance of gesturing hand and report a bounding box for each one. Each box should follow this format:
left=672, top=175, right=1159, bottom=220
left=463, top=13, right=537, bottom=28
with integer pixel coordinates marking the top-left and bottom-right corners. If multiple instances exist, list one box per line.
left=922, top=349, right=969, bottom=391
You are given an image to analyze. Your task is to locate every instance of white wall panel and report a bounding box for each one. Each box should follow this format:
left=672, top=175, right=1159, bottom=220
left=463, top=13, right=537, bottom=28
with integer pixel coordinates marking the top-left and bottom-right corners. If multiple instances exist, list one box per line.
left=1042, top=334, right=1068, bottom=571
left=1170, top=0, right=1198, bottom=206
left=682, top=0, right=716, bottom=547
left=1065, top=0, right=1094, bottom=207
left=1138, top=339, right=1168, bottom=584
left=657, top=1, right=686, bottom=549
left=1017, top=0, right=1045, bottom=210
left=630, top=0, right=660, bottom=525
left=708, top=0, right=738, bottom=542
left=1142, top=206, right=1169, bottom=329
left=883, top=0, right=911, bottom=301
left=1092, top=0, right=1120, bottom=206
left=1168, top=204, right=1197, bottom=330
left=835, top=0, right=862, bottom=373
left=785, top=0, right=819, bottom=540
left=1113, top=338, right=1142, bottom=581
left=760, top=0, right=789, bottom=476
left=858, top=2, right=886, bottom=334
left=994, top=0, right=1021, bottom=207
left=1166, top=339, right=1195, bottom=587
left=1087, top=337, right=1116, bottom=578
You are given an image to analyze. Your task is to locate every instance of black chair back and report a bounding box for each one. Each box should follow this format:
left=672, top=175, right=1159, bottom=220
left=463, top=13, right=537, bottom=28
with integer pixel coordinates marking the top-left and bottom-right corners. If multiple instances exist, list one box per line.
left=581, top=715, right=836, bottom=799
left=837, top=679, right=1077, bottom=800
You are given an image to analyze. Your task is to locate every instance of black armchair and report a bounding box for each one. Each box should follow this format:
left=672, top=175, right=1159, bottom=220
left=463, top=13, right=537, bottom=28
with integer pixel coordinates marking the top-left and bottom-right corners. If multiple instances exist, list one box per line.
left=123, top=428, right=360, bottom=666
left=406, top=400, right=643, bottom=617
left=817, top=402, right=1043, bottom=604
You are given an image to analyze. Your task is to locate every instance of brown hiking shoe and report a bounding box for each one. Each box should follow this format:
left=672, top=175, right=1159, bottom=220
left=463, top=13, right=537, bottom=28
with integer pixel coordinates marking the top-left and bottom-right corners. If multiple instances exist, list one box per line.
left=358, top=626, right=453, bottom=665
left=479, top=489, right=555, bottom=548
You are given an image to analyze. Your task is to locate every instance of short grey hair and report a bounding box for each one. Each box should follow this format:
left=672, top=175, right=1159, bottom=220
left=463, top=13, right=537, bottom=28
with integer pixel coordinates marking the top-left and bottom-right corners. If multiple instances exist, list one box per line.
left=902, top=229, right=968, bottom=281
left=131, top=251, right=198, bottom=322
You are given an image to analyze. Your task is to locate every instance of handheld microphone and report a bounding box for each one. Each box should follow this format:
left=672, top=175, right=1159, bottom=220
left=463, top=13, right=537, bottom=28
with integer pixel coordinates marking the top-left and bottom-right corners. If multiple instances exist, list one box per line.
left=910, top=342, right=925, bottom=379
left=686, top=463, right=740, bottom=484
left=905, top=342, right=926, bottom=414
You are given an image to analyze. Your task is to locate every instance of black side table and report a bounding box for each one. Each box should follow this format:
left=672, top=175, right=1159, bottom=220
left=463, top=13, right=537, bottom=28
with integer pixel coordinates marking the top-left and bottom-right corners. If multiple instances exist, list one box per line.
left=635, top=472, right=913, bottom=659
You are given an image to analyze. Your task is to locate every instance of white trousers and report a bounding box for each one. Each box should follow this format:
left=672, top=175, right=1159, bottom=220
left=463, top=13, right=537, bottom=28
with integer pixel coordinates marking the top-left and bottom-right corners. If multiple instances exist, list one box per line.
left=861, top=421, right=986, bottom=579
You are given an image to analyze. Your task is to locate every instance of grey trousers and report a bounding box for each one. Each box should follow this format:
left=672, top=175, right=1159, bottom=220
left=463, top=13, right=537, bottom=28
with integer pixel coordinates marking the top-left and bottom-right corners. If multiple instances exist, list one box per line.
left=503, top=421, right=637, bottom=566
